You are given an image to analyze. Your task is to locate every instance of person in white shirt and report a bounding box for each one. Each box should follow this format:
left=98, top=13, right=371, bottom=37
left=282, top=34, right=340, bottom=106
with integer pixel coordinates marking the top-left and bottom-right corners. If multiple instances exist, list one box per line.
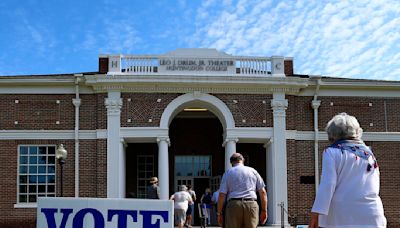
left=170, top=185, right=193, bottom=228
left=309, top=113, right=386, bottom=228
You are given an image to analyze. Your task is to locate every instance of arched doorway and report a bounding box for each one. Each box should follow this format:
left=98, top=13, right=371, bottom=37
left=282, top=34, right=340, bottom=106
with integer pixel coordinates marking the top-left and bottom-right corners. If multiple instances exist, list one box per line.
left=169, top=109, right=223, bottom=225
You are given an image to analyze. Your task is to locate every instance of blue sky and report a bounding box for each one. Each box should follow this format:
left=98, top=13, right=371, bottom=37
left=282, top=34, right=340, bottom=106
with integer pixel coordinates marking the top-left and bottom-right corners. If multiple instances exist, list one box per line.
left=0, top=0, right=399, bottom=80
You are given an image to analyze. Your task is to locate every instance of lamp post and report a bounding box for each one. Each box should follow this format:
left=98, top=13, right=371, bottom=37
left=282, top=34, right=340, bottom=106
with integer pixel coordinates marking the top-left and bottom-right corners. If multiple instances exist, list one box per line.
left=56, top=144, right=67, bottom=197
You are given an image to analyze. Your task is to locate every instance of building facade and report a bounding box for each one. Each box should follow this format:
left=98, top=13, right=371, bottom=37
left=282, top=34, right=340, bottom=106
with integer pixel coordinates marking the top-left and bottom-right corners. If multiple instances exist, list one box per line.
left=0, top=49, right=399, bottom=227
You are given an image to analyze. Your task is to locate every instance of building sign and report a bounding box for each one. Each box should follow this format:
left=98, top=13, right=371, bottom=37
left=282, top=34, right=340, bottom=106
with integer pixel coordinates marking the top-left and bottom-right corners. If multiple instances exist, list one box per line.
left=37, top=197, right=174, bottom=228
left=159, top=58, right=236, bottom=74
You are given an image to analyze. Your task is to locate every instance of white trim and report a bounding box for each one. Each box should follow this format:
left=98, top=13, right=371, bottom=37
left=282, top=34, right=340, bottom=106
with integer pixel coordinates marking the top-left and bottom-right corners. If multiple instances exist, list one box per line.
left=286, top=130, right=400, bottom=141
left=1, top=129, right=400, bottom=142
left=0, top=130, right=99, bottom=140
left=97, top=129, right=107, bottom=139
left=0, top=86, right=94, bottom=94
left=299, top=88, right=400, bottom=97
left=160, top=92, right=235, bottom=130
left=121, top=127, right=168, bottom=142
left=14, top=203, right=37, bottom=208
left=225, top=127, right=273, bottom=143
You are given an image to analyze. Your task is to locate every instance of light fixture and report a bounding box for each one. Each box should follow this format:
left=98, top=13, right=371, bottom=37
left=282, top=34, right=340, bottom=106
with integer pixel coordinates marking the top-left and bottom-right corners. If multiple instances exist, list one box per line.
left=56, top=144, right=67, bottom=197
left=183, top=108, right=208, bottom=112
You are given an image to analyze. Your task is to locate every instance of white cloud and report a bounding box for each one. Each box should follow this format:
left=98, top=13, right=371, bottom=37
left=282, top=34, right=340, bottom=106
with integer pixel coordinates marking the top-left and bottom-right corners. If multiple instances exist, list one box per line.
left=191, top=0, right=400, bottom=80
left=102, top=21, right=141, bottom=54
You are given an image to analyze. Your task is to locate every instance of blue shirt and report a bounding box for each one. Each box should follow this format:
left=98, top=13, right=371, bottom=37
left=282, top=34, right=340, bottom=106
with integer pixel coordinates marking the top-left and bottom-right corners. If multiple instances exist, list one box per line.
left=219, top=163, right=265, bottom=200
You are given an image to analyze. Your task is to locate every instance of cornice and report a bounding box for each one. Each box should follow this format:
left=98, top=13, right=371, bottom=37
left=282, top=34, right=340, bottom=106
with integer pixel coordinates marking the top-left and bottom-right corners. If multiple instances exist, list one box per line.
left=299, top=78, right=400, bottom=97
left=1, top=129, right=399, bottom=142
left=85, top=74, right=309, bottom=94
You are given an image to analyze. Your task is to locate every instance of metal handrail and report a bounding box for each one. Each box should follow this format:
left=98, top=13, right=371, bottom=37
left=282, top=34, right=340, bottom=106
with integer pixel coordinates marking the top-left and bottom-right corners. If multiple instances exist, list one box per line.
left=278, top=201, right=296, bottom=228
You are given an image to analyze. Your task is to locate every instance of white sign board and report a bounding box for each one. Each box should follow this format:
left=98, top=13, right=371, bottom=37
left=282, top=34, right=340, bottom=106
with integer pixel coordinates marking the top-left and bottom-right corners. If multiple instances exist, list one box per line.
left=37, top=197, right=174, bottom=228
left=158, top=58, right=236, bottom=74
left=296, top=225, right=309, bottom=228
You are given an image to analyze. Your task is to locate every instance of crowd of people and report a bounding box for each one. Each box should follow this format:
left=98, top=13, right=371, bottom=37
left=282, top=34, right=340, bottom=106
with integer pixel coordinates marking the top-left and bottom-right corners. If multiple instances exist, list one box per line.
left=146, top=113, right=387, bottom=228
left=149, top=151, right=268, bottom=228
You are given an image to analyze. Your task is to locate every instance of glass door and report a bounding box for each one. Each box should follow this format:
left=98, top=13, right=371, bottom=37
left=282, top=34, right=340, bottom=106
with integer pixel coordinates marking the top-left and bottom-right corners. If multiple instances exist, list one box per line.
left=174, top=155, right=211, bottom=191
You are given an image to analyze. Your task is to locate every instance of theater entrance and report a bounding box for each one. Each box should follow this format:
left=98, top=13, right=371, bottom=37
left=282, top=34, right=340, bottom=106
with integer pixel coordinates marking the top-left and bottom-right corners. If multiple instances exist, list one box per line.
left=169, top=111, right=224, bottom=225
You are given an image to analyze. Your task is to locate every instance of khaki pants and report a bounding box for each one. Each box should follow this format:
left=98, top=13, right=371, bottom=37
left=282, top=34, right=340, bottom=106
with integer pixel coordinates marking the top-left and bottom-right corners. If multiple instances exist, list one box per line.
left=225, top=200, right=259, bottom=228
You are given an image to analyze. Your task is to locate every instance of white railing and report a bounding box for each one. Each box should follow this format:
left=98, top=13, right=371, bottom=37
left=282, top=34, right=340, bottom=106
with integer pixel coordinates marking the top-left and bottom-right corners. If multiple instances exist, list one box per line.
left=236, top=58, right=271, bottom=75
left=106, top=54, right=285, bottom=77
left=121, top=57, right=158, bottom=74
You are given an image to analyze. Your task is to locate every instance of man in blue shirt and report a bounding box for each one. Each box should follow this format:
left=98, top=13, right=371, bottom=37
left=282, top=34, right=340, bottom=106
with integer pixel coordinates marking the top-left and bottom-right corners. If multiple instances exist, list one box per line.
left=217, top=153, right=268, bottom=228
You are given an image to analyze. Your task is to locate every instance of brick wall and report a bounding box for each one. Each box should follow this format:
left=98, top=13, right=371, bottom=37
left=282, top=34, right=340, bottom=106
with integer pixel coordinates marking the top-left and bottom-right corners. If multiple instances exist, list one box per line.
left=79, top=139, right=99, bottom=197
left=0, top=94, right=75, bottom=130
left=0, top=140, right=75, bottom=226
left=79, top=94, right=98, bottom=130
left=367, top=141, right=400, bottom=228
left=1, top=91, right=399, bottom=227
left=0, top=139, right=106, bottom=226
left=118, top=93, right=274, bottom=128
left=120, top=93, right=181, bottom=127
left=287, top=96, right=400, bottom=132
left=287, top=140, right=316, bottom=224
left=214, top=94, right=273, bottom=127
left=96, top=139, right=107, bottom=198
left=97, top=93, right=107, bottom=129
left=286, top=96, right=314, bottom=130
left=318, top=97, right=400, bottom=132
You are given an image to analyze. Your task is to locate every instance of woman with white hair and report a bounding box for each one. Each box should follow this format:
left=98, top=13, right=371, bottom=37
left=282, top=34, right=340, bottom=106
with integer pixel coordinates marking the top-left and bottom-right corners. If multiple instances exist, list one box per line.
left=170, top=185, right=193, bottom=228
left=309, top=113, right=386, bottom=228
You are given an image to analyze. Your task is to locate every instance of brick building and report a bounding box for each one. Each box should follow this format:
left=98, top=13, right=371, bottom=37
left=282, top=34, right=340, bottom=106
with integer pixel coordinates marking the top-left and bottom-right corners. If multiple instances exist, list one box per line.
left=0, top=48, right=399, bottom=227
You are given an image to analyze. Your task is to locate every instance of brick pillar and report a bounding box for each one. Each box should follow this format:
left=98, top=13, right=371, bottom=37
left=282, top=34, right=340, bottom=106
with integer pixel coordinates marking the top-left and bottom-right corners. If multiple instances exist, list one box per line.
left=99, top=57, right=109, bottom=73
left=284, top=58, right=294, bottom=76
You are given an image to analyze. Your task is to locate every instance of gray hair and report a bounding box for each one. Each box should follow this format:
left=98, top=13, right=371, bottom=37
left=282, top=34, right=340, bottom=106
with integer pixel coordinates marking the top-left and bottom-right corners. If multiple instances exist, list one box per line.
left=325, top=113, right=363, bottom=143
left=179, top=185, right=187, bottom=191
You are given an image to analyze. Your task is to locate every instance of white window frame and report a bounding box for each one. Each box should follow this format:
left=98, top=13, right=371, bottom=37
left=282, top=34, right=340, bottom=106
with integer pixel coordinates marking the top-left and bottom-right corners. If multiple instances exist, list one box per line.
left=15, top=145, right=57, bottom=207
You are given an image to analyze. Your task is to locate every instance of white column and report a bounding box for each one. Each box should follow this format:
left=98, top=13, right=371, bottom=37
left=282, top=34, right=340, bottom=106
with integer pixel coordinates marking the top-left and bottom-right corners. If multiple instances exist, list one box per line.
left=269, top=92, right=289, bottom=226
left=119, top=138, right=127, bottom=198
left=223, top=137, right=238, bottom=171
left=105, top=91, right=123, bottom=198
left=265, top=139, right=274, bottom=225
left=157, top=137, right=170, bottom=200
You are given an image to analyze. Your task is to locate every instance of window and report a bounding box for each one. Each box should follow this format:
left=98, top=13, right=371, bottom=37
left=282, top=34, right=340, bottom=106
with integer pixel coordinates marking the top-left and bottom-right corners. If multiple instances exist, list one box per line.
left=17, top=145, right=56, bottom=203
left=175, top=156, right=211, bottom=177
left=136, top=155, right=155, bottom=198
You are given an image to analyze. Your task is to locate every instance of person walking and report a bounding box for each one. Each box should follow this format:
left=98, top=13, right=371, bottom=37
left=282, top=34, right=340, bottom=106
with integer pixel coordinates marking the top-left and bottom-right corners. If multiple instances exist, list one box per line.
left=200, top=188, right=213, bottom=226
left=146, top=177, right=160, bottom=199
left=170, top=185, right=193, bottom=228
left=185, top=184, right=196, bottom=227
left=211, top=188, right=220, bottom=226
left=309, top=113, right=386, bottom=228
left=217, top=153, right=268, bottom=228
